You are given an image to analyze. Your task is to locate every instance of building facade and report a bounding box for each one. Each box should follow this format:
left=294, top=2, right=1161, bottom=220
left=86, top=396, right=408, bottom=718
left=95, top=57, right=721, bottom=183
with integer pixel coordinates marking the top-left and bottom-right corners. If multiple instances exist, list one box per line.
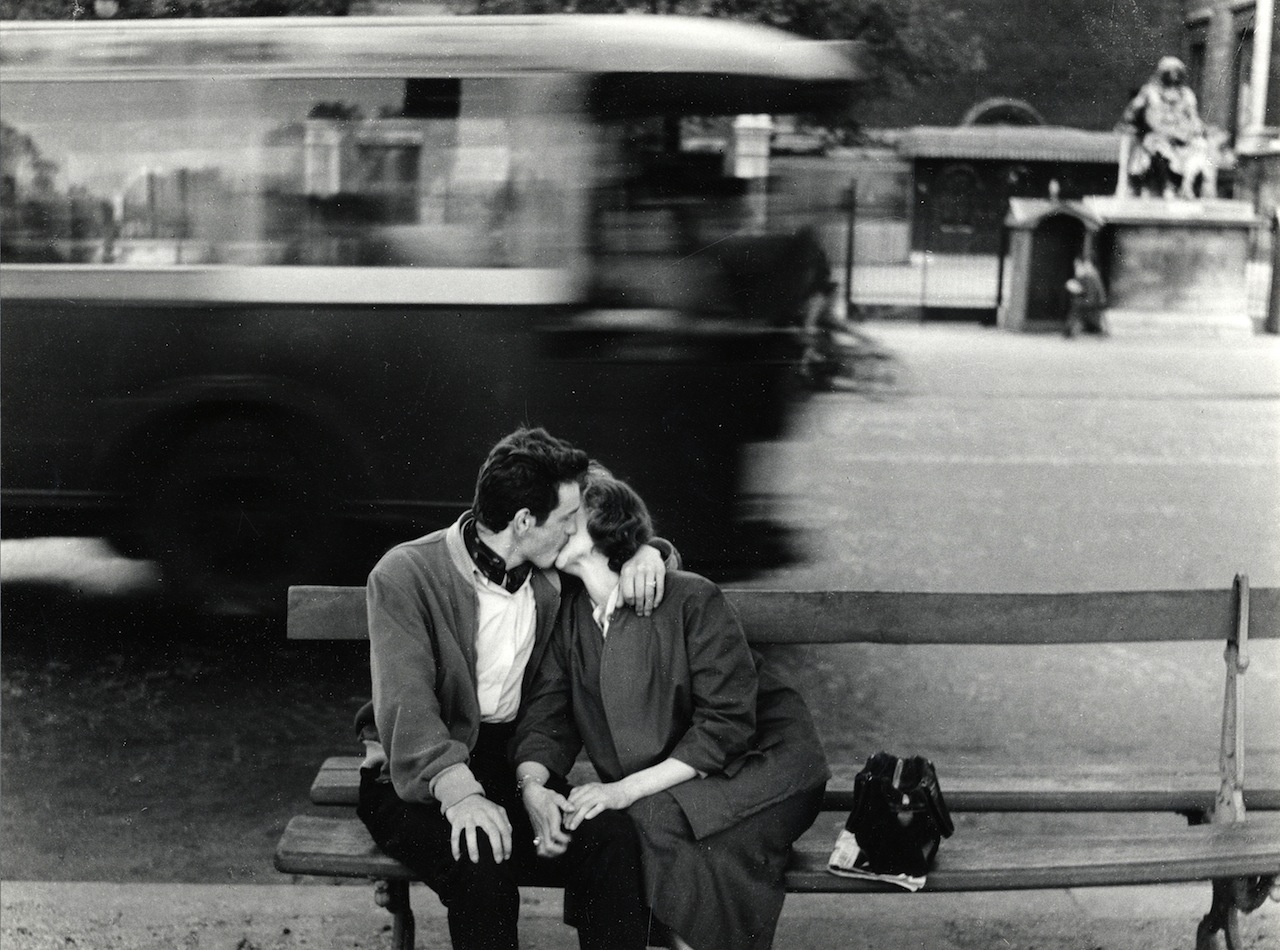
left=1185, top=0, right=1279, bottom=212
left=897, top=125, right=1121, bottom=255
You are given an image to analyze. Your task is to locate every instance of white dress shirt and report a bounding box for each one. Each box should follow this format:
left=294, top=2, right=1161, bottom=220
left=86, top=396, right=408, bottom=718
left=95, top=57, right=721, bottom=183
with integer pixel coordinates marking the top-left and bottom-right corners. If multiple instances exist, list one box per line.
left=472, top=569, right=537, bottom=723
left=591, top=583, right=623, bottom=638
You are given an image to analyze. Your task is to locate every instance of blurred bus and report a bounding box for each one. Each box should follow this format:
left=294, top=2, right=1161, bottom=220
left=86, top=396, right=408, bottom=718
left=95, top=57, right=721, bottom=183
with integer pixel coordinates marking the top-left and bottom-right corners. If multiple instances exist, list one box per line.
left=0, top=15, right=858, bottom=612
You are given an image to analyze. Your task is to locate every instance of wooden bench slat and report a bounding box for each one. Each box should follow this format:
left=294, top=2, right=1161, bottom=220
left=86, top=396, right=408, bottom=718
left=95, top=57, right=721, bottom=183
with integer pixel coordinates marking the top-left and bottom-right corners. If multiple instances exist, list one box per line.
left=275, top=814, right=1280, bottom=893
left=287, top=585, right=1280, bottom=645
left=789, top=814, right=1280, bottom=891
left=276, top=815, right=400, bottom=879
left=308, top=756, right=1280, bottom=813
left=288, top=586, right=369, bottom=641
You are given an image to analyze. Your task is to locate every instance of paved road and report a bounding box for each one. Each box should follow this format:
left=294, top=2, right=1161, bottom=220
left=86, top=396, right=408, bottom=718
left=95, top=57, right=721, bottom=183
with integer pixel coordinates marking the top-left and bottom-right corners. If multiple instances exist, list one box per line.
left=735, top=324, right=1280, bottom=776
left=4, top=879, right=1276, bottom=950
left=749, top=323, right=1280, bottom=593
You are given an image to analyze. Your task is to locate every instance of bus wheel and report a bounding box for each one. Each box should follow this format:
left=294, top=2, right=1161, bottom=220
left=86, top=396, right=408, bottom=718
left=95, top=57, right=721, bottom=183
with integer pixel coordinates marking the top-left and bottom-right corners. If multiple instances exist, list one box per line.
left=140, top=412, right=345, bottom=616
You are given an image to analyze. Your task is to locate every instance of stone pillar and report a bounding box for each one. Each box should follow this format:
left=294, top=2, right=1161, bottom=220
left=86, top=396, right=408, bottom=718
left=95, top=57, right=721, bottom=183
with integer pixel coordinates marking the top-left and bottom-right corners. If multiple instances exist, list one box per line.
left=1205, top=9, right=1236, bottom=131
left=1267, top=209, right=1280, bottom=334
left=1247, top=0, right=1274, bottom=134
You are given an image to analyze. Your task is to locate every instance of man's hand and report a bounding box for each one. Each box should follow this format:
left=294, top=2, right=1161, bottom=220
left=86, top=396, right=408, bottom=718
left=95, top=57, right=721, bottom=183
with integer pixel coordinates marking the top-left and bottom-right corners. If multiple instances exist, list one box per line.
left=444, top=793, right=512, bottom=864
left=521, top=782, right=574, bottom=858
left=564, top=781, right=636, bottom=830
left=619, top=544, right=666, bottom=616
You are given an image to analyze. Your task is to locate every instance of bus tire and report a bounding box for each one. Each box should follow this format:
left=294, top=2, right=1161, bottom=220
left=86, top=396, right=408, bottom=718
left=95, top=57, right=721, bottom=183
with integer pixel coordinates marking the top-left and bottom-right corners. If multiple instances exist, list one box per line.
left=139, top=410, right=347, bottom=616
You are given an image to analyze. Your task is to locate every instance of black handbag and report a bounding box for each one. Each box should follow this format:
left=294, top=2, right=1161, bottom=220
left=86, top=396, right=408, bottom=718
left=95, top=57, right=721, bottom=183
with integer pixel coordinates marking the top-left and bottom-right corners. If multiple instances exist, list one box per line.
left=846, top=752, right=955, bottom=877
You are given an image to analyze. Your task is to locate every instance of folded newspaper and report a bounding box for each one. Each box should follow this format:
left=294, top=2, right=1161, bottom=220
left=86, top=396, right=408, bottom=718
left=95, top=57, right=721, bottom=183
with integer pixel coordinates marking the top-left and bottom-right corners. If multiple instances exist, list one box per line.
left=826, top=828, right=927, bottom=892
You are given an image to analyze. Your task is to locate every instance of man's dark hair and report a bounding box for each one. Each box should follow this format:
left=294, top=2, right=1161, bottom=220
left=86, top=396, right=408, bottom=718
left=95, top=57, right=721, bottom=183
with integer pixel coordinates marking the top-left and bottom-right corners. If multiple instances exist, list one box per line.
left=473, top=427, right=589, bottom=531
left=583, top=474, right=654, bottom=574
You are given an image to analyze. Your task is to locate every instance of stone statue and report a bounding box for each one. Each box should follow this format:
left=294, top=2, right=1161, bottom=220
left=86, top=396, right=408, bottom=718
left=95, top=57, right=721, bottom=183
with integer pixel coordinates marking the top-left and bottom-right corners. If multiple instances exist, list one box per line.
left=1120, top=56, right=1218, bottom=198
left=1177, top=124, right=1230, bottom=199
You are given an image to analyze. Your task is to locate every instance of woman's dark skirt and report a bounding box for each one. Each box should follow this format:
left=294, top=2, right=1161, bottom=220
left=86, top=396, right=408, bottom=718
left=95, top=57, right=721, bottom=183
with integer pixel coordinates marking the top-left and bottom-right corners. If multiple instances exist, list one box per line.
left=628, top=784, right=825, bottom=950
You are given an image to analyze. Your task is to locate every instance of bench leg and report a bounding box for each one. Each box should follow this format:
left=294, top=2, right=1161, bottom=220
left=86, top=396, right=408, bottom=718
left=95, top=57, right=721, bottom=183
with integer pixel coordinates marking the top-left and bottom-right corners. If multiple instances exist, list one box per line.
left=1196, top=577, right=1275, bottom=950
left=374, top=879, right=416, bottom=950
left=1195, top=876, right=1276, bottom=950
left=1197, top=879, right=1242, bottom=950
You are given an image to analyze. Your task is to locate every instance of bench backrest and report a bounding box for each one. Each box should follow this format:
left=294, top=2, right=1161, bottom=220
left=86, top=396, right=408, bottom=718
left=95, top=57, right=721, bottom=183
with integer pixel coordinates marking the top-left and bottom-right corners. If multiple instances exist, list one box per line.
left=288, top=582, right=1279, bottom=645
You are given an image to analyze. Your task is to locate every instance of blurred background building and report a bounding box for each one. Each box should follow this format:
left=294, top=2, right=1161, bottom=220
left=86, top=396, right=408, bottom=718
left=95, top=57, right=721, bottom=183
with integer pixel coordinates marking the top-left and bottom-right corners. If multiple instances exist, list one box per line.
left=1184, top=0, right=1278, bottom=213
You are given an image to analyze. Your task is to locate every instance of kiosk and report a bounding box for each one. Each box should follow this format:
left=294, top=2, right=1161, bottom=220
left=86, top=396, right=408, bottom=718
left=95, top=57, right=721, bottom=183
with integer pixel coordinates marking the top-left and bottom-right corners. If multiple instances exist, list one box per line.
left=1000, top=196, right=1257, bottom=335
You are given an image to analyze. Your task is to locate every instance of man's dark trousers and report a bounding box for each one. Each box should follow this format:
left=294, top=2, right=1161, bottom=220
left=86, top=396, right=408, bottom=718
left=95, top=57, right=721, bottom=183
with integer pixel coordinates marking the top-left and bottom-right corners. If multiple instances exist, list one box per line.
left=358, top=722, right=649, bottom=950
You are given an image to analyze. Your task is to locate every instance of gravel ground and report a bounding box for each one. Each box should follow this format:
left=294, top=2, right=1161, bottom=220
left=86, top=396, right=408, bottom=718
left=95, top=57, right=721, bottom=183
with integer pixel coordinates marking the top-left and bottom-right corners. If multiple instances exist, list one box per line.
left=2, top=880, right=1277, bottom=950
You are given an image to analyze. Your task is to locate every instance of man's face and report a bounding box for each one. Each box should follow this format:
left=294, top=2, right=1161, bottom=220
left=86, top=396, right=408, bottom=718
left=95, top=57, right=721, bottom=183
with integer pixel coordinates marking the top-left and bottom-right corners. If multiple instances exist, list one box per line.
left=554, top=505, right=593, bottom=571
left=515, top=481, right=581, bottom=569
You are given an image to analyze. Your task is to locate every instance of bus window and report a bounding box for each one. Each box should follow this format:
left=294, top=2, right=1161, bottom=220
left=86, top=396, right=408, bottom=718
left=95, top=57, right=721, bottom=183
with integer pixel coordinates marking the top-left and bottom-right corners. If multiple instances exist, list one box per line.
left=0, top=74, right=580, bottom=268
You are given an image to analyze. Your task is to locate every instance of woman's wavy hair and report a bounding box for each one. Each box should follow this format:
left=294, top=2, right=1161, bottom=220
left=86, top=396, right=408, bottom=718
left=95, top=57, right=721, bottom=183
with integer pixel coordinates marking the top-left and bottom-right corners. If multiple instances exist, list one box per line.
left=582, top=468, right=654, bottom=574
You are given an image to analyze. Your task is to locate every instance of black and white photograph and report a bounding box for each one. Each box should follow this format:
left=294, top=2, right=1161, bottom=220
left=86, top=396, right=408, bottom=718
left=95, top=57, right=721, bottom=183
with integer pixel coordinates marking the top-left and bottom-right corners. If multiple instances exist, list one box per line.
left=1, top=1, right=1278, bottom=947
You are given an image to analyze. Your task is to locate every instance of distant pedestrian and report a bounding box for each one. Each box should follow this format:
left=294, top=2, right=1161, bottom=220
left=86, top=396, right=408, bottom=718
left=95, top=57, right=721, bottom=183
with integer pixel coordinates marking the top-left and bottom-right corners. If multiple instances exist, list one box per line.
left=1064, top=256, right=1108, bottom=338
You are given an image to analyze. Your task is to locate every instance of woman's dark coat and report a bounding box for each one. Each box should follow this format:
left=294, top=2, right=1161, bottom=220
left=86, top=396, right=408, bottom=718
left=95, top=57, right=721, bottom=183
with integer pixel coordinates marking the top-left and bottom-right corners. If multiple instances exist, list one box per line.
left=513, top=570, right=830, bottom=840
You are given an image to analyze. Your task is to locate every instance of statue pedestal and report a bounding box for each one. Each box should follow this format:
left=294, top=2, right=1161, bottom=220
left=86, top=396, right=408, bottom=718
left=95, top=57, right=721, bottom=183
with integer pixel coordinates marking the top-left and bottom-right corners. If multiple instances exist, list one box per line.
left=1082, top=197, right=1257, bottom=337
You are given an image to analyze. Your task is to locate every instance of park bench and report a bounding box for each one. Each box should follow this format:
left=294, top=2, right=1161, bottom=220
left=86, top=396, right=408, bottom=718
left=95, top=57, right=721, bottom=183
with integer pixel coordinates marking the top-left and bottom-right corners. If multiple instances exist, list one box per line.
left=276, top=576, right=1280, bottom=950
